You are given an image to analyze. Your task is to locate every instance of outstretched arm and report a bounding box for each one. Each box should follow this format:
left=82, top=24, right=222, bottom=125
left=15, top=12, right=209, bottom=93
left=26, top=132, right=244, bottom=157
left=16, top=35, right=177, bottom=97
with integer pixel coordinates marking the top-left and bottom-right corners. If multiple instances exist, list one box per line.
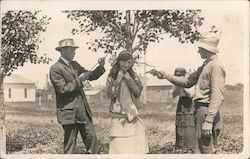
left=88, top=65, right=106, bottom=81
left=77, top=62, right=105, bottom=81
left=164, top=69, right=201, bottom=88
left=149, top=67, right=202, bottom=88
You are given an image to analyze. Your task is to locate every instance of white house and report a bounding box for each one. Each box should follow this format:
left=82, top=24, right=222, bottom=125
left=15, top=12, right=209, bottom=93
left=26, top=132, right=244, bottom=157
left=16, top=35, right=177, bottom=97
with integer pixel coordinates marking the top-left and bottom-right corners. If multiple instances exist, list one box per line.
left=146, top=80, right=173, bottom=102
left=143, top=76, right=173, bottom=103
left=3, top=74, right=36, bottom=102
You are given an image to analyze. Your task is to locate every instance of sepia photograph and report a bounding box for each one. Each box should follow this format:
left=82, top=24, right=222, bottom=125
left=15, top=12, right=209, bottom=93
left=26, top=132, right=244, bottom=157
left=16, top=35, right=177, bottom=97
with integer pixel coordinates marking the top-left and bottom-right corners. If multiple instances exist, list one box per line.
left=0, top=0, right=249, bottom=159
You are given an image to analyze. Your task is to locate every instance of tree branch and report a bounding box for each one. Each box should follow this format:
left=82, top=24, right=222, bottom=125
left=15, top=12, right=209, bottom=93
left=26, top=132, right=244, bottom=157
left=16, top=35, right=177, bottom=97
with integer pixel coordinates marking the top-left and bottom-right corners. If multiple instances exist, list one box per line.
left=131, top=10, right=136, bottom=34
left=131, top=19, right=140, bottom=44
left=132, top=22, right=153, bottom=53
left=96, top=11, right=123, bottom=37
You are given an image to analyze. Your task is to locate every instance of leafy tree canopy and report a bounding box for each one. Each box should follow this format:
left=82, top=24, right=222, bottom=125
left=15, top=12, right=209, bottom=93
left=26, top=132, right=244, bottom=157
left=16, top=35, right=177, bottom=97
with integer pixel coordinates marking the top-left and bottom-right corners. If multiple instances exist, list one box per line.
left=64, top=10, right=204, bottom=59
left=1, top=11, right=52, bottom=78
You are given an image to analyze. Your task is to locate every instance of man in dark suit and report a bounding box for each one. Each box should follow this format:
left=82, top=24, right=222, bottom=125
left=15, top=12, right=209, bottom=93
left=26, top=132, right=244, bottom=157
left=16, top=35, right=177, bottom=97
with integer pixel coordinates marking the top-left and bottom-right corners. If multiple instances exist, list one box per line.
left=49, top=38, right=105, bottom=154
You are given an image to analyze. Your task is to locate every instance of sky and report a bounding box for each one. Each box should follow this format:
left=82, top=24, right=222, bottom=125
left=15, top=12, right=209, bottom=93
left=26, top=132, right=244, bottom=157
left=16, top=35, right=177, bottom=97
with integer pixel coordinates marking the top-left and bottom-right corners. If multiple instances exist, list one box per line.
left=1, top=1, right=249, bottom=88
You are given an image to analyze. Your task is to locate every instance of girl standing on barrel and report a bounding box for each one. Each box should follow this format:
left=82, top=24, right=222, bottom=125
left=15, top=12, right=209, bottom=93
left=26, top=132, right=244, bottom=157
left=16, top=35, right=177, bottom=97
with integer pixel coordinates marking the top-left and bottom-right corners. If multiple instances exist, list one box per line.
left=106, top=51, right=149, bottom=154
left=172, top=67, right=196, bottom=152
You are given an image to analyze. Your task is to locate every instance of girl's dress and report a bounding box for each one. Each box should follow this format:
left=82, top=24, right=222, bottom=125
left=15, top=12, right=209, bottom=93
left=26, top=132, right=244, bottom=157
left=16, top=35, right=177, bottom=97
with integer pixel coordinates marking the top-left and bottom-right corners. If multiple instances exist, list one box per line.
left=106, top=74, right=149, bottom=154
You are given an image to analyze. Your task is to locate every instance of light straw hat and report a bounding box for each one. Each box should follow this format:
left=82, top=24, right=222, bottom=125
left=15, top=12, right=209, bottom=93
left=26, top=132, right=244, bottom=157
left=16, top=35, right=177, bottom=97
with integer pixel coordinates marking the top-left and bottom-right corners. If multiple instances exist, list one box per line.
left=55, top=38, right=79, bottom=51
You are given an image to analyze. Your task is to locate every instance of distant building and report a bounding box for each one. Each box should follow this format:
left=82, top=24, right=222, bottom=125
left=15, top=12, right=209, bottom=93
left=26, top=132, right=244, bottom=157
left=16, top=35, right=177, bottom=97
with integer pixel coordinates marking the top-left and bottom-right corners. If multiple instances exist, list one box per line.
left=83, top=81, right=108, bottom=104
left=3, top=74, right=36, bottom=102
left=145, top=77, right=173, bottom=102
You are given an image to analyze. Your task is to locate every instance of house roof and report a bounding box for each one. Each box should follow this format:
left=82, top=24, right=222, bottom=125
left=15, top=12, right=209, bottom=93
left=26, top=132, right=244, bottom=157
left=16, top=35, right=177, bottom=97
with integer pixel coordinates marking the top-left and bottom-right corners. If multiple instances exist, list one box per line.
left=4, top=74, right=35, bottom=84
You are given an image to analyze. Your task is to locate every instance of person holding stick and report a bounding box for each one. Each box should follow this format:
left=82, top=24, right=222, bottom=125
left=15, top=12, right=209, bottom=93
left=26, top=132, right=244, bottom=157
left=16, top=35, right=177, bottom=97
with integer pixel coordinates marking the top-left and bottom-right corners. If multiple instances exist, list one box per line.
left=148, top=32, right=226, bottom=154
left=50, top=38, right=105, bottom=154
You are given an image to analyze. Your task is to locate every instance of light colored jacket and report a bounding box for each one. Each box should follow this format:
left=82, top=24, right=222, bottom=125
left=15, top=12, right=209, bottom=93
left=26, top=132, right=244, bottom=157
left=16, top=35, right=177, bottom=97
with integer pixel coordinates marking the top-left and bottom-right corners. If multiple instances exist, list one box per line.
left=165, top=55, right=226, bottom=123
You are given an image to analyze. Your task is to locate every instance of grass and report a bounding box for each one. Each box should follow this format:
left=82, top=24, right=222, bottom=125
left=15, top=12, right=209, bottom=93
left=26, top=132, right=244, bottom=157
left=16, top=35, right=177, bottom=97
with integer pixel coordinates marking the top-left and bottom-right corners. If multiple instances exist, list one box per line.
left=4, top=89, right=243, bottom=154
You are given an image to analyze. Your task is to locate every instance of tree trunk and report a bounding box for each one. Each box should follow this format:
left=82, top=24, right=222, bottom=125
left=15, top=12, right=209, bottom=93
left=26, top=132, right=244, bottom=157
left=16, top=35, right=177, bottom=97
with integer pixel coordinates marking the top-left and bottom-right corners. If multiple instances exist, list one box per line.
left=0, top=10, right=6, bottom=156
left=143, top=51, right=147, bottom=104
left=125, top=10, right=133, bottom=53
left=0, top=75, right=6, bottom=156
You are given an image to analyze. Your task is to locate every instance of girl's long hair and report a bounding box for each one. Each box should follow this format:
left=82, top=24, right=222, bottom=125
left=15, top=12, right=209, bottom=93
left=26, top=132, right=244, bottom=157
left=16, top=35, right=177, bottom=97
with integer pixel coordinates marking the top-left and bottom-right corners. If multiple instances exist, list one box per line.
left=108, top=52, right=136, bottom=80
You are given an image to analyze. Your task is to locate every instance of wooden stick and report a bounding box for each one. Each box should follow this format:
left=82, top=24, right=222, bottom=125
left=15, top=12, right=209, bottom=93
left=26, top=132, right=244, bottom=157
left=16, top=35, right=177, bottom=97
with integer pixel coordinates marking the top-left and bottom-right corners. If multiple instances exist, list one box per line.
left=89, top=53, right=110, bottom=71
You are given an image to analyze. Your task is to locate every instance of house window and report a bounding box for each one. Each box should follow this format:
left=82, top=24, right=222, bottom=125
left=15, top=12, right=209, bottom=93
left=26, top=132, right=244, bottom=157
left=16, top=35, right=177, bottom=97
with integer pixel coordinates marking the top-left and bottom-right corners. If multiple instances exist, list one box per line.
left=24, top=88, right=27, bottom=98
left=8, top=89, right=11, bottom=98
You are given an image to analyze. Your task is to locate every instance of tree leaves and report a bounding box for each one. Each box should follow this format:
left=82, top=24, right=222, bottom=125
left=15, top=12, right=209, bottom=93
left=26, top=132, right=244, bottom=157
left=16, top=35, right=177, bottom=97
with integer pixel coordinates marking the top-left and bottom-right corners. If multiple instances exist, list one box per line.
left=1, top=11, right=52, bottom=78
left=63, top=10, right=203, bottom=58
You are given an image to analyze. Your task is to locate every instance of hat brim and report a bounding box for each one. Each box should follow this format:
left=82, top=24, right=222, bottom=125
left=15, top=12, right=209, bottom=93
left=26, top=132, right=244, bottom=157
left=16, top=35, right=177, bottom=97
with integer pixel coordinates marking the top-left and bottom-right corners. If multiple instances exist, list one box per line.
left=55, top=45, right=79, bottom=51
left=197, top=42, right=219, bottom=54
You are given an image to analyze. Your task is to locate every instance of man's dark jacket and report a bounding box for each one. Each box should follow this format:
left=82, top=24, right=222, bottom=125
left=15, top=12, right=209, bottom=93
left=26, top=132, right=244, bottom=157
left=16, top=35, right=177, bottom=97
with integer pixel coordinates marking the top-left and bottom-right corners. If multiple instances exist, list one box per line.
left=49, top=58, right=105, bottom=125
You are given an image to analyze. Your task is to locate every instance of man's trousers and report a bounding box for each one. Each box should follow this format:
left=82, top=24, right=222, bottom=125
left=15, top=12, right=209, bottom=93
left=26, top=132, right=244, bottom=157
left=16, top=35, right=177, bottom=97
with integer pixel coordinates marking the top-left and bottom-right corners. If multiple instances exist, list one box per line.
left=62, top=116, right=99, bottom=154
left=193, top=105, right=221, bottom=154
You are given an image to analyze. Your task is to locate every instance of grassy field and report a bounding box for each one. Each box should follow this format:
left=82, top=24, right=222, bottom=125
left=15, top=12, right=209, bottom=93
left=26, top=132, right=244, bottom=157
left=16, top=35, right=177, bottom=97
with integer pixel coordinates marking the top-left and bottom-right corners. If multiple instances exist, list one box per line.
left=5, top=89, right=243, bottom=154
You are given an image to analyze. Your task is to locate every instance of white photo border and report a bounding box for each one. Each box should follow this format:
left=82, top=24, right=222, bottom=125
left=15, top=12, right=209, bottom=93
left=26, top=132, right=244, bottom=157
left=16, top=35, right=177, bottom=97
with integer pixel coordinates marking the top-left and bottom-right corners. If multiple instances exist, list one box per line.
left=0, top=0, right=249, bottom=159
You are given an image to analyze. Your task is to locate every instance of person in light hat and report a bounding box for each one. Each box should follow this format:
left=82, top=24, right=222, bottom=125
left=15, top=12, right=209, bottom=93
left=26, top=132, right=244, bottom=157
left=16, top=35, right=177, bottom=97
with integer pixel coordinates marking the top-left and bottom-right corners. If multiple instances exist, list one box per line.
left=50, top=38, right=106, bottom=154
left=149, top=30, right=226, bottom=154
